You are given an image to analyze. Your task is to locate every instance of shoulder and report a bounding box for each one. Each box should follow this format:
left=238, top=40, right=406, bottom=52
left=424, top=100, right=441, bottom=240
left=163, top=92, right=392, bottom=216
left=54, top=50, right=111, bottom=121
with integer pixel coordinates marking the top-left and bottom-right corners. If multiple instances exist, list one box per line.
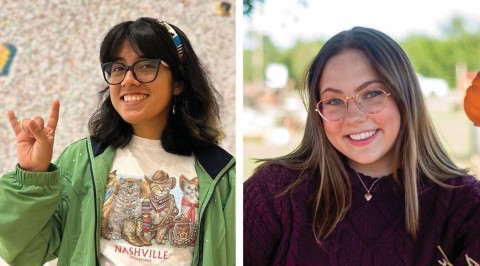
left=59, top=136, right=104, bottom=154
left=194, top=144, right=234, bottom=164
left=423, top=175, right=480, bottom=213
left=423, top=174, right=480, bottom=193
left=446, top=175, right=480, bottom=204
left=55, top=137, right=114, bottom=167
left=447, top=174, right=480, bottom=187
left=194, top=144, right=235, bottom=178
left=244, top=164, right=301, bottom=226
left=438, top=175, right=480, bottom=198
left=248, top=163, right=301, bottom=184
left=56, top=138, right=89, bottom=159
left=245, top=164, right=301, bottom=197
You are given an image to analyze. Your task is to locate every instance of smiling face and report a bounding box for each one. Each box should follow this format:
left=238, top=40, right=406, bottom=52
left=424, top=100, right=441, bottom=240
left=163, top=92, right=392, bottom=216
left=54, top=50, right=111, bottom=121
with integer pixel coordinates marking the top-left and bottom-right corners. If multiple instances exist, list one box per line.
left=109, top=41, right=183, bottom=139
left=319, top=49, right=401, bottom=176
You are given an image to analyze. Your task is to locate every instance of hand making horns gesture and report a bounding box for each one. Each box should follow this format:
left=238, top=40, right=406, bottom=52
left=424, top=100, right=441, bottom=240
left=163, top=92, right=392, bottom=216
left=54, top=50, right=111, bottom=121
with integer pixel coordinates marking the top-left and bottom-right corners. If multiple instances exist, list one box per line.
left=7, top=99, right=60, bottom=172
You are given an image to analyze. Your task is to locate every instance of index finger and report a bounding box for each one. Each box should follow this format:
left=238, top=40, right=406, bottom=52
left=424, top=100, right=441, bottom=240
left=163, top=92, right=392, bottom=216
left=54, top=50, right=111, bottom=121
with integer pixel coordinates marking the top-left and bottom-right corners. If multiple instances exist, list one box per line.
left=46, top=99, right=60, bottom=130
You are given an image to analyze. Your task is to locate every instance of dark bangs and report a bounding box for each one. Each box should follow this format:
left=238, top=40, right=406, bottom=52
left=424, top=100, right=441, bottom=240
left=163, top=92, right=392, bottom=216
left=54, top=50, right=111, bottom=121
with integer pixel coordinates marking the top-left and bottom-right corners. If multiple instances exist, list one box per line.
left=100, top=19, right=179, bottom=71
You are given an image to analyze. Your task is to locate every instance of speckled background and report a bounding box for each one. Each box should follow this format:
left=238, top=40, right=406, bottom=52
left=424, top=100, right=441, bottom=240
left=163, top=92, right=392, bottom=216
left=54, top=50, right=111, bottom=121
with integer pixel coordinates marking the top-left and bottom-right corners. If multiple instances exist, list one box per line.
left=0, top=0, right=236, bottom=174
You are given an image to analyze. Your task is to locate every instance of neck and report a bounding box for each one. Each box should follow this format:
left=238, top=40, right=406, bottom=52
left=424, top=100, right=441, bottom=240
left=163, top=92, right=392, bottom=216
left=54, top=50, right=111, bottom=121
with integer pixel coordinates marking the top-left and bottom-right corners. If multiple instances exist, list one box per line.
left=132, top=122, right=165, bottom=140
left=348, top=149, right=395, bottom=178
left=349, top=162, right=393, bottom=178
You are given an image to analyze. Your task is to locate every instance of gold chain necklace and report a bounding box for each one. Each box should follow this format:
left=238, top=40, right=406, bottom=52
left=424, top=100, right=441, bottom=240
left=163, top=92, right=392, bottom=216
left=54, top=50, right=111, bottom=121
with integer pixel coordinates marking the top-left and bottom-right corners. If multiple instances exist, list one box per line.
left=355, top=171, right=384, bottom=201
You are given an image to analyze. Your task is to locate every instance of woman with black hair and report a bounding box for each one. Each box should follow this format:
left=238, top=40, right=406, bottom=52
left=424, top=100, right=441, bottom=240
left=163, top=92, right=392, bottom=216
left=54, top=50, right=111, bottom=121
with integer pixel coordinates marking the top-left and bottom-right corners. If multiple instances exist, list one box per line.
left=0, top=17, right=235, bottom=266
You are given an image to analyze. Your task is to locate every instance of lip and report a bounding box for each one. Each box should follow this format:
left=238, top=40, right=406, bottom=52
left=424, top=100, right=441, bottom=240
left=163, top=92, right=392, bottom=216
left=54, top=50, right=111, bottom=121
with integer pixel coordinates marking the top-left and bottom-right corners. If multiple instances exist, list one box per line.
left=345, top=129, right=378, bottom=146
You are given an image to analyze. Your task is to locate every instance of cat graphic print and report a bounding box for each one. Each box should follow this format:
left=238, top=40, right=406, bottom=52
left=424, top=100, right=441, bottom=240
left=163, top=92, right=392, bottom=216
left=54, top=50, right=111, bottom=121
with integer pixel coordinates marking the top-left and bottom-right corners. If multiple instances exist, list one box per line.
left=101, top=170, right=199, bottom=248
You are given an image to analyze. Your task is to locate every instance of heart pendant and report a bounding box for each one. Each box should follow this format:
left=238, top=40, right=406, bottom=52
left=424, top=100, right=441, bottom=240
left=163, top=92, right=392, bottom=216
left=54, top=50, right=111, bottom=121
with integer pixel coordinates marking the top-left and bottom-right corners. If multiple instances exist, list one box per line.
left=364, top=193, right=372, bottom=201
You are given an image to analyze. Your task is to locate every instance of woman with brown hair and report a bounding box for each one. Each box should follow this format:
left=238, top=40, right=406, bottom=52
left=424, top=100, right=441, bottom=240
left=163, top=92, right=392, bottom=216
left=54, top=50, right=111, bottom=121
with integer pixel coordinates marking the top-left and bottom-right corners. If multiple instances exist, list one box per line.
left=244, top=27, right=480, bottom=265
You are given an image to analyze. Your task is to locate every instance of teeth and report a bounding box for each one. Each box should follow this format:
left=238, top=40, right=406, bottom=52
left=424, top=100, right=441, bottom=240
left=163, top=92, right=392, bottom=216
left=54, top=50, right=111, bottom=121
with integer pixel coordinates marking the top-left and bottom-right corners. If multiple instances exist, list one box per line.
left=350, top=130, right=376, bottom=140
left=123, top=94, right=147, bottom=102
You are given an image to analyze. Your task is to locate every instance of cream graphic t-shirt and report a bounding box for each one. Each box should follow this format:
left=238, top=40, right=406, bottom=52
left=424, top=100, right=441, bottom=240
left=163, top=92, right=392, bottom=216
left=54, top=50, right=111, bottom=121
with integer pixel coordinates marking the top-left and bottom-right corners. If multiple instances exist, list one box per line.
left=100, top=136, right=198, bottom=266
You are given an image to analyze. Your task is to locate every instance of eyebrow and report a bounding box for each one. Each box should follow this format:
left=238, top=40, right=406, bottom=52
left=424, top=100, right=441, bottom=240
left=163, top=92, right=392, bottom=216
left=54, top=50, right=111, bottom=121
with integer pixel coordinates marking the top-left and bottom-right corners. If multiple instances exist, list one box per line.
left=111, top=56, right=147, bottom=63
left=321, top=80, right=384, bottom=96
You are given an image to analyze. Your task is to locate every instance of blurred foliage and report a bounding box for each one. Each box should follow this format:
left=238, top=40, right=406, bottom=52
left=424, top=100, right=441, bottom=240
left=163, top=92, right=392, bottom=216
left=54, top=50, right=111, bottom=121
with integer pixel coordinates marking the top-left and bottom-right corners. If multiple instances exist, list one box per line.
left=244, top=16, right=480, bottom=88
left=285, top=39, right=326, bottom=83
left=244, top=34, right=324, bottom=83
left=401, top=16, right=480, bottom=87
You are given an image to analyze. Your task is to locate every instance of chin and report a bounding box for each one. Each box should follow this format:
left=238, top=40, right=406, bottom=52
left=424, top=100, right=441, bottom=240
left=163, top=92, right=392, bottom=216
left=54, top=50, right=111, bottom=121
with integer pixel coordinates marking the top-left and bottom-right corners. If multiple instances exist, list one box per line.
left=347, top=155, right=382, bottom=165
left=118, top=114, right=141, bottom=125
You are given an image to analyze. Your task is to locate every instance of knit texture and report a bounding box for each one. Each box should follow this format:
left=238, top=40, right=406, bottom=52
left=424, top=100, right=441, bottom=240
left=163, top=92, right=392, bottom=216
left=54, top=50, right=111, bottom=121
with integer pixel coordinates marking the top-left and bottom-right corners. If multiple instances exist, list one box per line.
left=243, top=164, right=480, bottom=266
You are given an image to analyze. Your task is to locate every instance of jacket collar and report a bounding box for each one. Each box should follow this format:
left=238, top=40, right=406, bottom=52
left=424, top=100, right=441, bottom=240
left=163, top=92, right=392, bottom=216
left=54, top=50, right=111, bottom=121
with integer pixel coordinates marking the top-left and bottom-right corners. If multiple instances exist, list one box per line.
left=193, top=144, right=235, bottom=179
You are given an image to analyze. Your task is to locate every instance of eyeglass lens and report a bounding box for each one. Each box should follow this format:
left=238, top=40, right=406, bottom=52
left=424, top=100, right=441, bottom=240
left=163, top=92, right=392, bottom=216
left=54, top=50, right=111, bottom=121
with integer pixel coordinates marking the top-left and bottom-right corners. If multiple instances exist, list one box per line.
left=318, top=89, right=388, bottom=121
left=103, top=60, right=160, bottom=85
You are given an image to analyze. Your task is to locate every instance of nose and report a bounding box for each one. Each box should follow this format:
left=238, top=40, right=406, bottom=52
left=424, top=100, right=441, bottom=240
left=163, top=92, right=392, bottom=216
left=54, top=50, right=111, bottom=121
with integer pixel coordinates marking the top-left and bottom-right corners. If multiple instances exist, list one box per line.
left=121, top=69, right=140, bottom=86
left=344, top=97, right=367, bottom=122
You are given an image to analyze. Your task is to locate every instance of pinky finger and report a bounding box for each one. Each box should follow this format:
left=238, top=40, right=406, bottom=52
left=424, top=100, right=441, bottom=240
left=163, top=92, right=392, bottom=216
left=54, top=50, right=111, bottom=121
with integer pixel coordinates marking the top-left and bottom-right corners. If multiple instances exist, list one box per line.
left=7, top=110, right=22, bottom=136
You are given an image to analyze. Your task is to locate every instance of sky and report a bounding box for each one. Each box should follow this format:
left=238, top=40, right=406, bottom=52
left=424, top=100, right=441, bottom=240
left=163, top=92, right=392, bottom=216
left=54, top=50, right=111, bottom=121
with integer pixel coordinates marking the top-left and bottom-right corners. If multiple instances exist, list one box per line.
left=244, top=0, right=480, bottom=49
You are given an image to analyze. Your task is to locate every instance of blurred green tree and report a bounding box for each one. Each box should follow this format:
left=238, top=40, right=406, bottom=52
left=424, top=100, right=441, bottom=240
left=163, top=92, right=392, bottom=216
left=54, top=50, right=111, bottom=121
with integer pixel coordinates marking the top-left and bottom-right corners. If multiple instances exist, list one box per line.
left=244, top=16, right=480, bottom=89
left=286, top=39, right=325, bottom=83
left=401, top=16, right=480, bottom=87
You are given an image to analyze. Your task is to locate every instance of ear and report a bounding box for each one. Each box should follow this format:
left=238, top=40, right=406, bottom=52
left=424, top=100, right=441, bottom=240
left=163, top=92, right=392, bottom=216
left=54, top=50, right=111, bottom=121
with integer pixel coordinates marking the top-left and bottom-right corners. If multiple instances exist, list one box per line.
left=179, top=175, right=187, bottom=191
left=144, top=175, right=152, bottom=185
left=139, top=181, right=150, bottom=198
left=173, top=81, right=184, bottom=96
left=191, top=177, right=199, bottom=185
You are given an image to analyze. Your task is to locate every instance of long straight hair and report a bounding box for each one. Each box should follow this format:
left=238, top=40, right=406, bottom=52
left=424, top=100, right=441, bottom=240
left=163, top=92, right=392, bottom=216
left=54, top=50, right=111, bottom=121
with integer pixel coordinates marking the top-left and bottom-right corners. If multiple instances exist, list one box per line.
left=259, top=27, right=467, bottom=241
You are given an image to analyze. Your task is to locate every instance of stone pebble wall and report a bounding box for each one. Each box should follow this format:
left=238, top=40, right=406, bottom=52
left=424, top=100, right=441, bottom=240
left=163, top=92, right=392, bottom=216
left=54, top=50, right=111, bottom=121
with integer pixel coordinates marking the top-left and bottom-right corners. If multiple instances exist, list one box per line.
left=0, top=0, right=236, bottom=174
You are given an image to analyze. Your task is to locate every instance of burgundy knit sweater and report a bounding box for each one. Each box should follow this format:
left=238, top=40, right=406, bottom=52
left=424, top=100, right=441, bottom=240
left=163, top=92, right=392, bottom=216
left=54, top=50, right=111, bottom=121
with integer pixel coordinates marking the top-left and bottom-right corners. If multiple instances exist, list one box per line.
left=244, top=164, right=480, bottom=266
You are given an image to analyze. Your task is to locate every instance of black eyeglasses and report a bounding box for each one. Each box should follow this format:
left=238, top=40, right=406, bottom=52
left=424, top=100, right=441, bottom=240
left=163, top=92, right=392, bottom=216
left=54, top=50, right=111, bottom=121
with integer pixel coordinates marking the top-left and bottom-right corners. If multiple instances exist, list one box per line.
left=101, top=59, right=169, bottom=85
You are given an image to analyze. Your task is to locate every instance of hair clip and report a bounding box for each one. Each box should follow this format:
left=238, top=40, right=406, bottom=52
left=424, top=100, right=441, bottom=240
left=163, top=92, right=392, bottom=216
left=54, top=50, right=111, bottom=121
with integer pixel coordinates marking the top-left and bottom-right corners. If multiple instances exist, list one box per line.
left=158, top=21, right=185, bottom=63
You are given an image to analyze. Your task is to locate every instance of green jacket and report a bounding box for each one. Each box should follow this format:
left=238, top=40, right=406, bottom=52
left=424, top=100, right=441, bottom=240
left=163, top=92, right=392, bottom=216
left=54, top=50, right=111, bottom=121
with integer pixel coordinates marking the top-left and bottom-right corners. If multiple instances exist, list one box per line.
left=0, top=137, right=235, bottom=266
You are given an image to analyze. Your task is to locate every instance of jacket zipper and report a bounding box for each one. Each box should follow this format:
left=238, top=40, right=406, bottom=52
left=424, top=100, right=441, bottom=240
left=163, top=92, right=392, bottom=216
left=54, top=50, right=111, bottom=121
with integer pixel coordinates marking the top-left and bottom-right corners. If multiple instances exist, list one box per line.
left=86, top=141, right=100, bottom=266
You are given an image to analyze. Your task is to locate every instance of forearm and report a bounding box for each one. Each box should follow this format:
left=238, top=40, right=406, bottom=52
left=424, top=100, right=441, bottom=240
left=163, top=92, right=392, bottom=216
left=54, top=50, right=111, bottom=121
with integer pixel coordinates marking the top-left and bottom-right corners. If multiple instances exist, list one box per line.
left=0, top=164, right=62, bottom=264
